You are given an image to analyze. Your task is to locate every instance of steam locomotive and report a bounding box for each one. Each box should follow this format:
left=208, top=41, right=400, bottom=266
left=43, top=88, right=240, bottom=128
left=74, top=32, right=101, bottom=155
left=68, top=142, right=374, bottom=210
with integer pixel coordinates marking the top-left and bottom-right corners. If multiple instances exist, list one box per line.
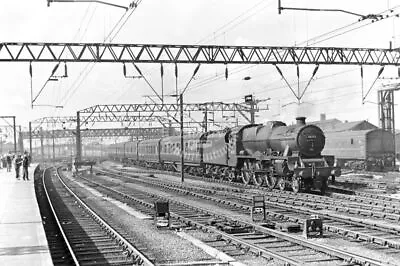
left=107, top=117, right=341, bottom=194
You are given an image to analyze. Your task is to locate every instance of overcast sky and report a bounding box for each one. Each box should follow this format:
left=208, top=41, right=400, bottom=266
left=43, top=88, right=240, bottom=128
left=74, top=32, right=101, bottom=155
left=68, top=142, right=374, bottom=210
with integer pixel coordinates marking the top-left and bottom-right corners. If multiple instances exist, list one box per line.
left=0, top=0, right=399, bottom=139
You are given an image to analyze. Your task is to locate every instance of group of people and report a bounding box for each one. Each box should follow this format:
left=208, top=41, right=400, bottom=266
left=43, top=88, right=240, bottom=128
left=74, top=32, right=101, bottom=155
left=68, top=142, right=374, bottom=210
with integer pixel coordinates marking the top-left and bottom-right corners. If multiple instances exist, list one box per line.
left=1, top=152, right=31, bottom=181
left=0, top=153, right=13, bottom=172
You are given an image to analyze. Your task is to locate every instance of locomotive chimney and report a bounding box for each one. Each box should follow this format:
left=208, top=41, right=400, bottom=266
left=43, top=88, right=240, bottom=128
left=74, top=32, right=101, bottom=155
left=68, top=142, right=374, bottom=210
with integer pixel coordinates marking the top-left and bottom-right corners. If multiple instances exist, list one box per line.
left=296, top=116, right=306, bottom=126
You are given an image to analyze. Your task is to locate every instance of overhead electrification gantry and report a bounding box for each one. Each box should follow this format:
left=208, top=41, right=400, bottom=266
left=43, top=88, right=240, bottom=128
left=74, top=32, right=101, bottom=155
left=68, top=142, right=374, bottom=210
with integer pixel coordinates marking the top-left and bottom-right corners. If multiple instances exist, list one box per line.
left=1, top=42, right=400, bottom=65
left=73, top=102, right=258, bottom=160
left=22, top=127, right=170, bottom=139
left=27, top=115, right=177, bottom=159
left=29, top=115, right=175, bottom=129
left=78, top=102, right=256, bottom=126
left=7, top=42, right=398, bottom=162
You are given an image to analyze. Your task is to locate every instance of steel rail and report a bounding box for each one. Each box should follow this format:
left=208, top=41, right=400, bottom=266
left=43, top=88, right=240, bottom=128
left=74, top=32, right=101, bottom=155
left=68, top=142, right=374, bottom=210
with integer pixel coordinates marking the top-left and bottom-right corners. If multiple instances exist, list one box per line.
left=42, top=167, right=80, bottom=266
left=78, top=172, right=386, bottom=266
left=53, top=167, right=154, bottom=266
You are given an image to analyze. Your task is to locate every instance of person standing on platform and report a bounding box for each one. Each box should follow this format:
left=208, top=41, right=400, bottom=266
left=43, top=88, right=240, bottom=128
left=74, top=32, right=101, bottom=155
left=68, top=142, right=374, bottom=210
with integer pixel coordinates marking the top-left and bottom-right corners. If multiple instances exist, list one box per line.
left=22, top=153, right=29, bottom=181
left=2, top=155, right=6, bottom=169
left=14, top=154, right=22, bottom=179
left=6, top=153, right=12, bottom=172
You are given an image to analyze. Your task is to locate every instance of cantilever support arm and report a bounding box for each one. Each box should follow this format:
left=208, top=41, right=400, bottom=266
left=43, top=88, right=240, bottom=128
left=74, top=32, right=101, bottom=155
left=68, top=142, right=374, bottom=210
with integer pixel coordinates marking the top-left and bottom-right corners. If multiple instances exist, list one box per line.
left=48, top=0, right=129, bottom=10
left=278, top=0, right=383, bottom=20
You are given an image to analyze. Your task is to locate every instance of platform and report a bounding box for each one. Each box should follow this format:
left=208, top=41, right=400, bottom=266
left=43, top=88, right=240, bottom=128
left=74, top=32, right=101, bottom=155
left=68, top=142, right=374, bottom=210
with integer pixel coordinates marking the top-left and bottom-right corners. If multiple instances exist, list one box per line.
left=0, top=164, right=53, bottom=266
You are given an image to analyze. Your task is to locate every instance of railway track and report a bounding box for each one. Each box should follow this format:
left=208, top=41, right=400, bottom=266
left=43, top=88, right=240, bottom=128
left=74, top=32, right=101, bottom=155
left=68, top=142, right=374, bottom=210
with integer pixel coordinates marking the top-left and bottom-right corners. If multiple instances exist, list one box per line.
left=39, top=166, right=154, bottom=266
left=35, top=166, right=76, bottom=265
left=109, top=164, right=400, bottom=222
left=68, top=168, right=389, bottom=265
left=96, top=166, right=400, bottom=251
left=329, top=185, right=400, bottom=206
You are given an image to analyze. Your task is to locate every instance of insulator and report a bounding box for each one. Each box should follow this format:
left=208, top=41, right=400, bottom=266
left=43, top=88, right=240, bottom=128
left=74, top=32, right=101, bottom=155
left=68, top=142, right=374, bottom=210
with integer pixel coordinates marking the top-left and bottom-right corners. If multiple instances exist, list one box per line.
left=312, top=64, right=319, bottom=76
left=29, top=62, right=32, bottom=77
left=377, top=66, right=385, bottom=76
left=133, top=64, right=142, bottom=75
left=193, top=64, right=200, bottom=76
left=51, top=63, right=59, bottom=76
left=175, top=63, right=178, bottom=77
left=225, top=65, right=228, bottom=80
left=275, top=64, right=283, bottom=76
left=296, top=64, right=299, bottom=78
left=160, top=63, right=164, bottom=77
left=123, top=63, right=126, bottom=76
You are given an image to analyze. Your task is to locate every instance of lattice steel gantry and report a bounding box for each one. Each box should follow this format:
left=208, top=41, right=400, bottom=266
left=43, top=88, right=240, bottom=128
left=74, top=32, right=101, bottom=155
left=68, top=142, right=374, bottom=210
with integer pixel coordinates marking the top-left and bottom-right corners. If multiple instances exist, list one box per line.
left=1, top=42, right=400, bottom=65
left=8, top=41, right=399, bottom=162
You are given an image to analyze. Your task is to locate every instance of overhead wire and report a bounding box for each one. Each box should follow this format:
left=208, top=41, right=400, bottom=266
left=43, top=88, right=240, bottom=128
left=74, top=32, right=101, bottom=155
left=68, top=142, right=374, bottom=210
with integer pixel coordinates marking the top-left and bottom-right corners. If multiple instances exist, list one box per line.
left=52, top=4, right=97, bottom=118
left=72, top=3, right=92, bottom=41
left=159, top=0, right=274, bottom=98
left=60, top=1, right=142, bottom=107
left=111, top=0, right=273, bottom=119
left=196, top=0, right=273, bottom=44
left=185, top=5, right=400, bottom=103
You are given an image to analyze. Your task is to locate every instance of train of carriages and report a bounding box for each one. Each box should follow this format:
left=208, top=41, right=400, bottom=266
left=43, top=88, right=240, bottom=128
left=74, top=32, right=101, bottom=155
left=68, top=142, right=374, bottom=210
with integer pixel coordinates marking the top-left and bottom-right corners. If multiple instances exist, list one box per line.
left=107, top=117, right=341, bottom=194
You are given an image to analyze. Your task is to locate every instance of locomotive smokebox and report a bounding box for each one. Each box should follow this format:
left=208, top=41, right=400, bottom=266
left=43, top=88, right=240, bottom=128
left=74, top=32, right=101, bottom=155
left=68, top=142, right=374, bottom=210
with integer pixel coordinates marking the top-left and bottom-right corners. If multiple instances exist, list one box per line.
left=296, top=117, right=306, bottom=126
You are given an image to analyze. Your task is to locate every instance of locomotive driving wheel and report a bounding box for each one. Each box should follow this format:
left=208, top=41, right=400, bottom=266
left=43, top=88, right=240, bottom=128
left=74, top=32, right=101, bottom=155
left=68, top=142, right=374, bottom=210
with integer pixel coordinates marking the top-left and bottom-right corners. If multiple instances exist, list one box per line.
left=227, top=168, right=235, bottom=182
left=291, top=178, right=300, bottom=194
left=252, top=174, right=264, bottom=186
left=240, top=162, right=251, bottom=185
left=277, top=178, right=286, bottom=191
left=265, top=172, right=277, bottom=189
left=252, top=162, right=264, bottom=186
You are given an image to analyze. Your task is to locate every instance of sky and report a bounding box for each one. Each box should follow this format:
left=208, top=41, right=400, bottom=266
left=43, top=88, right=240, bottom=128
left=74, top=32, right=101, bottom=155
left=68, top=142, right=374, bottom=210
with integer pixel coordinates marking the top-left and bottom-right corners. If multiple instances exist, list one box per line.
left=1, top=0, right=400, bottom=142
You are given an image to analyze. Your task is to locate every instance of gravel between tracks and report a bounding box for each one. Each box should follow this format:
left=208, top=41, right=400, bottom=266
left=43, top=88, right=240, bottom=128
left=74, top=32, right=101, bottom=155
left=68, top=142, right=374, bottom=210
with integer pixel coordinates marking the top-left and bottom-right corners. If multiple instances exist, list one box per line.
left=62, top=170, right=218, bottom=264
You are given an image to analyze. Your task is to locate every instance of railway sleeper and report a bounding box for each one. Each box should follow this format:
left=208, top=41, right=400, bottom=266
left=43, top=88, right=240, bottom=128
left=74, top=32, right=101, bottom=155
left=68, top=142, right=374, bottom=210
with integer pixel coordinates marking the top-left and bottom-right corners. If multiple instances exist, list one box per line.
left=79, top=172, right=390, bottom=266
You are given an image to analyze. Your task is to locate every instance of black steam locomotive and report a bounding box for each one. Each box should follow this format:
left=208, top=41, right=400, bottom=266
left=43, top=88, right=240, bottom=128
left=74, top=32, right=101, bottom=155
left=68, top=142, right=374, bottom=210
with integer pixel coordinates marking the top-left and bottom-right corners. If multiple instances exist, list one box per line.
left=108, top=117, right=341, bottom=194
